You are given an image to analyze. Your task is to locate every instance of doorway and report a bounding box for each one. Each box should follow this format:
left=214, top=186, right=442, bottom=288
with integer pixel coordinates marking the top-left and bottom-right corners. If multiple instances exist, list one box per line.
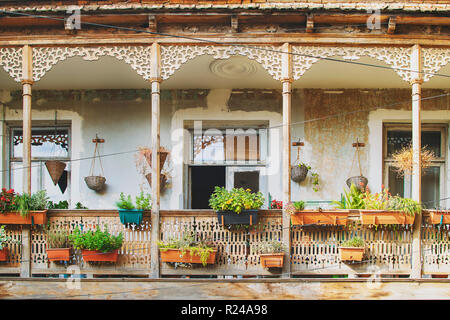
left=190, top=166, right=226, bottom=209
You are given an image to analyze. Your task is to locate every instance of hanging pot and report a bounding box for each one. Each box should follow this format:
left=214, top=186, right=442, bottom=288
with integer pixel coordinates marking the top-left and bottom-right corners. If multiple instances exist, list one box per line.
left=145, top=173, right=167, bottom=191
left=143, top=148, right=169, bottom=169
left=45, top=160, right=67, bottom=185
left=291, top=164, right=308, bottom=183
left=346, top=175, right=368, bottom=192
left=84, top=176, right=106, bottom=192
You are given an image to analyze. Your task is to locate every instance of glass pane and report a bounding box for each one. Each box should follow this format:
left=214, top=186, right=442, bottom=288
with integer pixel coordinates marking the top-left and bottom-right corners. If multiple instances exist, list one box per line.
left=386, top=130, right=441, bottom=157
left=193, top=133, right=225, bottom=162
left=422, top=166, right=440, bottom=209
left=13, top=128, right=69, bottom=158
left=388, top=166, right=404, bottom=197
left=234, top=171, right=259, bottom=192
left=10, top=162, right=41, bottom=194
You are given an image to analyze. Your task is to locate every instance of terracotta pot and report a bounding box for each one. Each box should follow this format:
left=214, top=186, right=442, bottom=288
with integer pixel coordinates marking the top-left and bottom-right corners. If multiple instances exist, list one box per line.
left=427, top=211, right=450, bottom=224
left=340, top=247, right=365, bottom=262
left=47, top=248, right=71, bottom=262
left=360, top=210, right=415, bottom=225
left=260, top=253, right=284, bottom=268
left=0, top=247, right=8, bottom=261
left=290, top=210, right=349, bottom=226
left=0, top=210, right=47, bottom=225
left=159, top=248, right=217, bottom=265
left=81, top=249, right=119, bottom=262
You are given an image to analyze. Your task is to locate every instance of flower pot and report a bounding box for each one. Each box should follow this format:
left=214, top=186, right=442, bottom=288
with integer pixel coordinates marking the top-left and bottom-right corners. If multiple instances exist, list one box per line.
left=81, top=249, right=119, bottom=262
left=427, top=211, right=450, bottom=224
left=159, top=248, right=217, bottom=265
left=346, top=175, right=368, bottom=192
left=45, top=160, right=66, bottom=185
left=84, top=176, right=106, bottom=191
left=0, top=210, right=47, bottom=225
left=291, top=165, right=308, bottom=183
left=145, top=173, right=167, bottom=191
left=118, top=209, right=143, bottom=225
left=340, top=247, right=365, bottom=262
left=0, top=247, right=8, bottom=261
left=260, top=253, right=284, bottom=268
left=290, top=210, right=349, bottom=226
left=144, top=148, right=169, bottom=169
left=47, top=248, right=70, bottom=262
left=360, top=210, right=415, bottom=225
left=216, top=210, right=259, bottom=225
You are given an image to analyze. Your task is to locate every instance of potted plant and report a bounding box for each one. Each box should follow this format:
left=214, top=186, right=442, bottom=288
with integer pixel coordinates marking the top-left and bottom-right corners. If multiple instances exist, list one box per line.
left=288, top=200, right=349, bottom=226
left=209, top=187, right=264, bottom=226
left=46, top=227, right=71, bottom=262
left=158, top=233, right=216, bottom=267
left=116, top=192, right=151, bottom=225
left=47, top=200, right=69, bottom=209
left=291, top=163, right=320, bottom=192
left=270, top=199, right=282, bottom=209
left=255, top=240, right=286, bottom=268
left=69, top=226, right=123, bottom=262
left=339, top=236, right=365, bottom=262
left=0, top=225, right=11, bottom=261
left=0, top=189, right=48, bottom=225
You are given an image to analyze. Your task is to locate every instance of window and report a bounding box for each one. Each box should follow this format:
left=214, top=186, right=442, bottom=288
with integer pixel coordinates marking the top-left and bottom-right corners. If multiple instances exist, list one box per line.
left=383, top=123, right=446, bottom=209
left=9, top=126, right=71, bottom=203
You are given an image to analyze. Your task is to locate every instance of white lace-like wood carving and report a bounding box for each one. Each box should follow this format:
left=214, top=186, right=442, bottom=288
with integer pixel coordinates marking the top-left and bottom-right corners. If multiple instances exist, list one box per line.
left=292, top=45, right=413, bottom=82
left=422, top=48, right=450, bottom=82
left=0, top=47, right=23, bottom=82
left=160, top=45, right=283, bottom=81
left=32, top=46, right=152, bottom=82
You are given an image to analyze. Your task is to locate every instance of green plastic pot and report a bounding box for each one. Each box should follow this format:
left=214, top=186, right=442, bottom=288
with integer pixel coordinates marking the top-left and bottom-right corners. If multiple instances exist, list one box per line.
left=118, top=209, right=143, bottom=225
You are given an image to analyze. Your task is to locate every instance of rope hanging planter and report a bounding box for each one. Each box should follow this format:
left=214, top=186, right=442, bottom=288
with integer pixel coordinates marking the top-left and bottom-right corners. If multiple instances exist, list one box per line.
left=84, top=135, right=106, bottom=192
left=346, top=139, right=368, bottom=192
left=45, top=112, right=66, bottom=186
left=290, top=141, right=308, bottom=183
left=137, top=146, right=169, bottom=192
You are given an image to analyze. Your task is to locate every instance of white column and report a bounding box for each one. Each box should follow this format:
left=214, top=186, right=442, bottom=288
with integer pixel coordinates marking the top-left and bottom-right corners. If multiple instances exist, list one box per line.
left=150, top=42, right=161, bottom=279
left=410, top=44, right=423, bottom=279
left=281, top=43, right=292, bottom=278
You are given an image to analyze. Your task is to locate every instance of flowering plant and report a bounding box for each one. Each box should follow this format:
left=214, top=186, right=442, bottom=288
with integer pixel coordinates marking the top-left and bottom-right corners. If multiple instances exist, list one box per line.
left=209, top=187, right=264, bottom=214
left=0, top=188, right=16, bottom=213
left=270, top=200, right=282, bottom=209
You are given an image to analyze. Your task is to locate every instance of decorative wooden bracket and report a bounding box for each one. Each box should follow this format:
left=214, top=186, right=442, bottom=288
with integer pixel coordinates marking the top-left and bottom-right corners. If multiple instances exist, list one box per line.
left=352, top=139, right=365, bottom=148
left=292, top=141, right=304, bottom=147
left=92, top=134, right=105, bottom=144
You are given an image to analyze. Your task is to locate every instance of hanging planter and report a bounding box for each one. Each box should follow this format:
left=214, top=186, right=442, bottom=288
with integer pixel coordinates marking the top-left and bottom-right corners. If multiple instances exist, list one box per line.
left=216, top=209, right=259, bottom=226
left=427, top=210, right=450, bottom=225
left=45, top=160, right=66, bottom=185
left=360, top=210, right=415, bottom=225
left=291, top=164, right=308, bottom=183
left=119, top=209, right=143, bottom=225
left=290, top=209, right=349, bottom=226
left=346, top=175, right=368, bottom=192
left=46, top=228, right=70, bottom=262
left=339, top=237, right=365, bottom=262
left=145, top=173, right=167, bottom=191
left=0, top=248, right=8, bottom=261
left=260, top=253, right=284, bottom=268
left=84, top=136, right=106, bottom=192
left=0, top=210, right=47, bottom=225
left=81, top=249, right=119, bottom=262
left=140, top=146, right=169, bottom=169
left=159, top=248, right=217, bottom=266
left=47, top=248, right=70, bottom=262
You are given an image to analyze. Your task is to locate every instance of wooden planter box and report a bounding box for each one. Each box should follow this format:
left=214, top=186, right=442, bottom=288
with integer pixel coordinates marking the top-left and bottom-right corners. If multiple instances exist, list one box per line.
left=339, top=247, right=365, bottom=262
left=427, top=211, right=450, bottom=224
left=118, top=209, right=143, bottom=225
left=260, top=253, right=284, bottom=268
left=81, top=249, right=119, bottom=262
left=160, top=248, right=217, bottom=265
left=216, top=210, right=259, bottom=226
left=0, top=247, right=8, bottom=261
left=360, top=210, right=415, bottom=225
left=290, top=210, right=349, bottom=226
left=0, top=210, right=47, bottom=225
left=47, top=248, right=71, bottom=262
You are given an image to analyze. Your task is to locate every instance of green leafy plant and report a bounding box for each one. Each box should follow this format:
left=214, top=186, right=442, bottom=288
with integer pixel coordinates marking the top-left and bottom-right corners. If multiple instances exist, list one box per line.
left=115, top=193, right=135, bottom=210
left=116, top=192, right=152, bottom=210
left=388, top=196, right=422, bottom=217
left=254, top=240, right=285, bottom=254
left=157, top=232, right=215, bottom=267
left=341, top=236, right=365, bottom=248
left=47, top=200, right=69, bottom=209
left=298, top=163, right=320, bottom=192
left=29, top=190, right=49, bottom=210
left=69, top=226, right=123, bottom=253
left=135, top=191, right=151, bottom=210
left=332, top=183, right=365, bottom=209
left=292, top=200, right=305, bottom=211
left=209, top=187, right=264, bottom=214
left=0, top=226, right=11, bottom=250
left=75, top=202, right=88, bottom=209
left=46, top=227, right=70, bottom=249
left=13, top=193, right=32, bottom=217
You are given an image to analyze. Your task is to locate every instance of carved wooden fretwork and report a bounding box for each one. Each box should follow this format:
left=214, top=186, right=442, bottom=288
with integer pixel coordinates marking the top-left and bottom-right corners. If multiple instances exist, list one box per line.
left=291, top=45, right=413, bottom=82
left=0, top=47, right=23, bottom=82
left=422, top=47, right=450, bottom=82
left=32, top=46, right=153, bottom=82
left=160, top=45, right=283, bottom=81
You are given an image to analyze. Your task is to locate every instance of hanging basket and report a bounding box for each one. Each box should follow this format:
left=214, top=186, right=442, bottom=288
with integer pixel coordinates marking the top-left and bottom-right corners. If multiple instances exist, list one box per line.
left=291, top=165, right=308, bottom=183
left=346, top=175, right=368, bottom=192
left=143, top=147, right=169, bottom=169
left=145, top=173, right=167, bottom=191
left=45, top=160, right=66, bottom=185
left=84, top=176, right=106, bottom=191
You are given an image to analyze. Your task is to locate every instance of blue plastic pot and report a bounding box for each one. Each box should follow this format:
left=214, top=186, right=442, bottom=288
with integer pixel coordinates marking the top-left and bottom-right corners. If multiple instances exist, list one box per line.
left=118, top=209, right=143, bottom=225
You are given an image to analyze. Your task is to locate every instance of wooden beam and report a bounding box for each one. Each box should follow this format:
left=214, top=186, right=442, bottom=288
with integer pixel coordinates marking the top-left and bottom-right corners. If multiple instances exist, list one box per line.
left=231, top=15, right=239, bottom=33
left=387, top=17, right=397, bottom=35
left=281, top=42, right=292, bottom=279
left=410, top=44, right=423, bottom=280
left=306, top=14, right=314, bottom=33
left=150, top=42, right=161, bottom=279
left=148, top=15, right=157, bottom=33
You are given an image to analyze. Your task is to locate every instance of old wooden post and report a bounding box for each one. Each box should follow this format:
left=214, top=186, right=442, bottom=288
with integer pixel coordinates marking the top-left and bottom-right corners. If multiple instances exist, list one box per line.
left=281, top=43, right=292, bottom=278
left=21, top=45, right=33, bottom=278
left=150, top=42, right=161, bottom=278
left=410, top=44, right=423, bottom=279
